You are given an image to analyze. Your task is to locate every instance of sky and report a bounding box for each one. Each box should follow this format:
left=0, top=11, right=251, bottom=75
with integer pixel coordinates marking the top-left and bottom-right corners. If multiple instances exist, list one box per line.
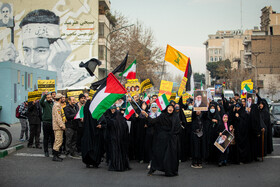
left=111, top=0, right=280, bottom=76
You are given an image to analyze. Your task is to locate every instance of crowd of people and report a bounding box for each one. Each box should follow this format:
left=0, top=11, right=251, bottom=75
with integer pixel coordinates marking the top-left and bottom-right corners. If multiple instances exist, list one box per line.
left=17, top=90, right=273, bottom=177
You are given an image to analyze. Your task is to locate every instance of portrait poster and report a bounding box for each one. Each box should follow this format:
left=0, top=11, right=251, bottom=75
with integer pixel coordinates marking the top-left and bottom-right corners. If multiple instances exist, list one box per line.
left=246, top=93, right=256, bottom=107
left=193, top=90, right=208, bottom=111
left=125, top=79, right=140, bottom=96
left=214, top=129, right=234, bottom=153
left=215, top=84, right=223, bottom=97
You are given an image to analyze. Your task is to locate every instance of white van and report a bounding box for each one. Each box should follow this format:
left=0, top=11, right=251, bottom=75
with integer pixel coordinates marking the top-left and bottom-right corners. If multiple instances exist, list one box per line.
left=224, top=90, right=234, bottom=100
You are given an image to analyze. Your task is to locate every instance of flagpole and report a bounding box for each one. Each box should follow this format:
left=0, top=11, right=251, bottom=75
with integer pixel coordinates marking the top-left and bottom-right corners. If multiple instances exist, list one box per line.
left=128, top=94, right=142, bottom=111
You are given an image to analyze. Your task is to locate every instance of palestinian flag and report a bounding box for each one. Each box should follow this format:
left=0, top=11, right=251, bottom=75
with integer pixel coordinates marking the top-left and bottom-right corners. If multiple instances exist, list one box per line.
left=156, top=94, right=169, bottom=111
left=184, top=58, right=192, bottom=91
left=119, top=60, right=136, bottom=79
left=74, top=105, right=84, bottom=119
left=143, top=93, right=150, bottom=105
left=89, top=73, right=127, bottom=120
left=124, top=102, right=135, bottom=120
left=242, top=84, right=250, bottom=96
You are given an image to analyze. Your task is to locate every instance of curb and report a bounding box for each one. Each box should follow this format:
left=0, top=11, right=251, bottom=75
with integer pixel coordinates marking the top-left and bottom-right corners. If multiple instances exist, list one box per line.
left=0, top=144, right=24, bottom=158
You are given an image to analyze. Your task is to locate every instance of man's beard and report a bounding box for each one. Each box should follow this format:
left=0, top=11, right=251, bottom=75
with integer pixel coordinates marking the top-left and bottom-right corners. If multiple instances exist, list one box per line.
left=247, top=102, right=251, bottom=108
left=195, top=100, right=201, bottom=107
left=3, top=16, right=9, bottom=24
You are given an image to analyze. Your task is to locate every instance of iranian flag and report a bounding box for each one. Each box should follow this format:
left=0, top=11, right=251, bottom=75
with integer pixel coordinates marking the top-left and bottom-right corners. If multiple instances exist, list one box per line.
left=89, top=73, right=127, bottom=120
left=74, top=105, right=84, bottom=119
left=124, top=102, right=135, bottom=120
left=143, top=93, right=150, bottom=105
left=242, top=84, right=250, bottom=96
left=156, top=93, right=169, bottom=111
left=119, top=60, right=136, bottom=79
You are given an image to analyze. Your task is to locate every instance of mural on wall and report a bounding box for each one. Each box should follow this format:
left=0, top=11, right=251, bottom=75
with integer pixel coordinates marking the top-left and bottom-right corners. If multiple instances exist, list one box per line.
left=0, top=0, right=99, bottom=89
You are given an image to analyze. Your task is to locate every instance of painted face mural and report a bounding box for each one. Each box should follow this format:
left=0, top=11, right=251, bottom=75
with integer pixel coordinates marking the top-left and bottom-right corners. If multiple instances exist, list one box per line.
left=0, top=0, right=99, bottom=89
left=22, top=38, right=50, bottom=69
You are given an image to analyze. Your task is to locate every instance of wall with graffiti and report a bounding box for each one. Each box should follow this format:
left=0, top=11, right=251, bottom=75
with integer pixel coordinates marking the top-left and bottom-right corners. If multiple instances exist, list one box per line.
left=0, top=0, right=99, bottom=89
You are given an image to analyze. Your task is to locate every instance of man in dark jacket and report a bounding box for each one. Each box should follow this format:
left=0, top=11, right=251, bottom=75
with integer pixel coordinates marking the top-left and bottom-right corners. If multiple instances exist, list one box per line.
left=27, top=100, right=42, bottom=148
left=64, top=96, right=79, bottom=158
left=19, top=101, right=29, bottom=141
left=40, top=92, right=54, bottom=157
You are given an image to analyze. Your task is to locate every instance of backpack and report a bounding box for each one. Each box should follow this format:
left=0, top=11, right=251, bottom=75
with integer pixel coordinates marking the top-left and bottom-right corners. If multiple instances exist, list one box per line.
left=16, top=105, right=21, bottom=118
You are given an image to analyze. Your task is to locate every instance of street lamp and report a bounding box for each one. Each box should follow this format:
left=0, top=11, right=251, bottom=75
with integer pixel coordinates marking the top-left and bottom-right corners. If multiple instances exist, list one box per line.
left=105, top=24, right=134, bottom=76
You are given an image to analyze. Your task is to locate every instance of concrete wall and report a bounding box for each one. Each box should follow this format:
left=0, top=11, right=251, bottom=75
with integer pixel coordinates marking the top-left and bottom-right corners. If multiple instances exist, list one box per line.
left=0, top=61, right=56, bottom=124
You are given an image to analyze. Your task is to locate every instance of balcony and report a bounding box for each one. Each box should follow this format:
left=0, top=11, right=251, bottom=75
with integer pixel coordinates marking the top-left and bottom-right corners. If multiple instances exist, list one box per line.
left=99, top=15, right=110, bottom=28
left=99, top=0, right=111, bottom=11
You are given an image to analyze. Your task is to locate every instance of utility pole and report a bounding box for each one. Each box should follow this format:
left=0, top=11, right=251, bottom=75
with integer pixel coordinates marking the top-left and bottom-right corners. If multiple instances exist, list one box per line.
left=252, top=52, right=264, bottom=89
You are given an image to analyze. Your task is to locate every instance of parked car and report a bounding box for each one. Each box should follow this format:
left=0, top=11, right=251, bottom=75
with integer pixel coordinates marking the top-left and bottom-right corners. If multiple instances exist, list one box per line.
left=270, top=103, right=280, bottom=137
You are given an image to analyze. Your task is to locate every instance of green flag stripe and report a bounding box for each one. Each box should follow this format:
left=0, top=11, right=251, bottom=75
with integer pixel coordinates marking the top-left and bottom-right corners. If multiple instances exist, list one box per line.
left=92, top=93, right=124, bottom=120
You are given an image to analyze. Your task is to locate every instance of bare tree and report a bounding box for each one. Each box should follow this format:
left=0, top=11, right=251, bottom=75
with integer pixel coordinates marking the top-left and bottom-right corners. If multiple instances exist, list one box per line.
left=109, top=12, right=164, bottom=89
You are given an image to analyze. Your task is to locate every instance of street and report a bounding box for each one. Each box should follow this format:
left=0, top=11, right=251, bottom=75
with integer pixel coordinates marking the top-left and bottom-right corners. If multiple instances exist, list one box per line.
left=0, top=123, right=280, bottom=187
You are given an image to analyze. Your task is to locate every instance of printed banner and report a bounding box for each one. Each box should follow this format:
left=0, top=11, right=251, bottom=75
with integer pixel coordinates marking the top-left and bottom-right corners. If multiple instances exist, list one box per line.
left=67, top=90, right=83, bottom=102
left=158, top=80, right=173, bottom=99
left=140, top=79, right=153, bottom=93
left=241, top=80, right=253, bottom=98
left=88, top=90, right=96, bottom=99
left=178, top=77, right=188, bottom=97
left=214, top=130, right=234, bottom=153
left=28, top=91, right=42, bottom=102
left=169, top=92, right=177, bottom=101
left=182, top=93, right=192, bottom=104
left=125, top=79, right=140, bottom=96
left=37, top=80, right=55, bottom=92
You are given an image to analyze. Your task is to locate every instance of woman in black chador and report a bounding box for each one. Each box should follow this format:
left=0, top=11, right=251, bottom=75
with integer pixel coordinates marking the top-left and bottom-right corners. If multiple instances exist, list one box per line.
left=81, top=100, right=106, bottom=168
left=105, top=107, right=130, bottom=171
left=141, top=104, right=181, bottom=177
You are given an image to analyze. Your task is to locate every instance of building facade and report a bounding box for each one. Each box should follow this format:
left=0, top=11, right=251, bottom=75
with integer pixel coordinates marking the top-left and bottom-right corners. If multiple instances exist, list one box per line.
left=0, top=61, right=57, bottom=124
left=204, top=30, right=249, bottom=86
left=0, top=0, right=112, bottom=89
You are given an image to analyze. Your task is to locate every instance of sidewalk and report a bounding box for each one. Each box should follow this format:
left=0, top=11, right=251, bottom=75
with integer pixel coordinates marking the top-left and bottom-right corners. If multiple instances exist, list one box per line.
left=1, top=122, right=29, bottom=158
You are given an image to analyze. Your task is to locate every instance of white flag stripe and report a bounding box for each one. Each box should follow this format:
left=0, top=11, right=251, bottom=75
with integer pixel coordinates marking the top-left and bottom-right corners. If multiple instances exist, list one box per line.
left=89, top=87, right=110, bottom=113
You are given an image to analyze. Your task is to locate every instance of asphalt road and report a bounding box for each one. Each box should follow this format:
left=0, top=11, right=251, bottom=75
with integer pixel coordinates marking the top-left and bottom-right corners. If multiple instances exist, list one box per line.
left=1, top=137, right=280, bottom=187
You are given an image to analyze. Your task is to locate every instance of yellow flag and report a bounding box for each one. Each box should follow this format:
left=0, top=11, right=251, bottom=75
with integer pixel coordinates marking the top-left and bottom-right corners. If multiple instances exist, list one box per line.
left=164, top=45, right=189, bottom=72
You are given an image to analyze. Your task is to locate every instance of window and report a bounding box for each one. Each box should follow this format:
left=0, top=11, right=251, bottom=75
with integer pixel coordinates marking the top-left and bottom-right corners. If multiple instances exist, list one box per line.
left=17, top=70, right=20, bottom=84
left=25, top=72, right=27, bottom=90
left=99, top=45, right=105, bottom=60
left=218, top=49, right=221, bottom=54
left=209, top=49, right=213, bottom=54
left=30, top=74, right=33, bottom=89
left=22, top=75, right=24, bottom=86
left=214, top=57, right=218, bottom=62
left=215, top=49, right=218, bottom=54
left=14, top=84, right=17, bottom=103
left=99, top=23, right=104, bottom=38
left=210, top=56, right=213, bottom=62
left=219, top=56, right=222, bottom=61
left=28, top=74, right=30, bottom=88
